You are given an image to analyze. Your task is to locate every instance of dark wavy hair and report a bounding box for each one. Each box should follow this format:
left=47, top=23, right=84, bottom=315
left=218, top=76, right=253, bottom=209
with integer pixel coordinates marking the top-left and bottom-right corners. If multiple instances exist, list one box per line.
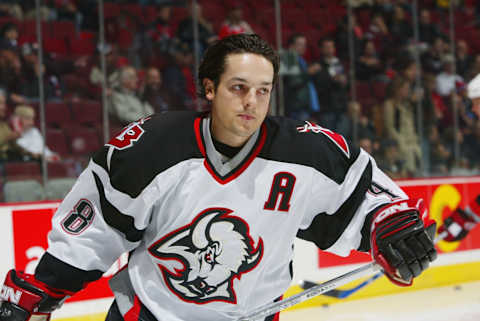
left=198, top=34, right=279, bottom=99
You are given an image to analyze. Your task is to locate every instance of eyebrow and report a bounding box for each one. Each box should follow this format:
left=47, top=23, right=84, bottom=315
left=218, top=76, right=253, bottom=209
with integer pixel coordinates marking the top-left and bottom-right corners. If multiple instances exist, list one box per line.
left=229, top=77, right=273, bottom=86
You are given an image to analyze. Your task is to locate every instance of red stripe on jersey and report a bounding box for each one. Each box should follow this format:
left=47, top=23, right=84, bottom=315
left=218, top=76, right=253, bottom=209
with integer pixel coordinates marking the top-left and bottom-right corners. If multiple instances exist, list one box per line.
left=318, top=127, right=349, bottom=158
left=194, top=116, right=267, bottom=185
left=124, top=295, right=142, bottom=321
left=207, top=123, right=267, bottom=185
left=194, top=117, right=206, bottom=156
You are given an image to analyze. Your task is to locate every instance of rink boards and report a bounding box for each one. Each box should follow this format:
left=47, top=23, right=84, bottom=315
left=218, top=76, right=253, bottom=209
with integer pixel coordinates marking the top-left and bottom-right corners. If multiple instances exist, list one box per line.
left=1, top=176, right=480, bottom=320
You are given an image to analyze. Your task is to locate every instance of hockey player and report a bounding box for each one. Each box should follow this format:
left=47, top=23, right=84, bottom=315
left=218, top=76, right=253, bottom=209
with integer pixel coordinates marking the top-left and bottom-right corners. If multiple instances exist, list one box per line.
left=0, top=34, right=437, bottom=321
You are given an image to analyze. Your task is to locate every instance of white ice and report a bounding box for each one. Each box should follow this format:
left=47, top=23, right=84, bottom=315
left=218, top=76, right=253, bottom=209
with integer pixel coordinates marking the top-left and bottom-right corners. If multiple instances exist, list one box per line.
left=280, top=280, right=480, bottom=321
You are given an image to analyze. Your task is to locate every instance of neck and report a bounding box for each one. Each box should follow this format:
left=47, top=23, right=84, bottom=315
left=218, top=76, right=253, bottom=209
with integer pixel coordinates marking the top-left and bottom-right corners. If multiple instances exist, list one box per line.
left=210, top=118, right=249, bottom=148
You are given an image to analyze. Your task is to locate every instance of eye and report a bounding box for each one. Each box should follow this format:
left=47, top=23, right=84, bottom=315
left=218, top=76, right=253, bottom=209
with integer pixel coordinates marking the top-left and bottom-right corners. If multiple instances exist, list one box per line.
left=258, top=88, right=270, bottom=95
left=232, top=84, right=244, bottom=91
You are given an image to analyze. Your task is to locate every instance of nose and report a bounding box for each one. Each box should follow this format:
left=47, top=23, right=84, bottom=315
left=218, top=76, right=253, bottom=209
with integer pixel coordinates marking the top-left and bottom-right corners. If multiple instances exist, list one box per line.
left=243, top=88, right=257, bottom=109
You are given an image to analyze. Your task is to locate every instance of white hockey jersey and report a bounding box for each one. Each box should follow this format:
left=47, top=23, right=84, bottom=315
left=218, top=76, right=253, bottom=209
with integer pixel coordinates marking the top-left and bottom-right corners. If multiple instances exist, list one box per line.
left=38, top=111, right=407, bottom=321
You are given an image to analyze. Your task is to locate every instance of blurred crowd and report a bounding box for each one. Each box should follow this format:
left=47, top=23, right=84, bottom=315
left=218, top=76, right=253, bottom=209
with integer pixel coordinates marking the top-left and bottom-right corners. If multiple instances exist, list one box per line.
left=0, top=0, right=479, bottom=185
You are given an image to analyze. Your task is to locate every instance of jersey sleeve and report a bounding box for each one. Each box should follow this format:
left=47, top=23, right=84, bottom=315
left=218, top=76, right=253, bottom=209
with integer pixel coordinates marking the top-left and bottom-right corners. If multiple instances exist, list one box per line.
left=298, top=146, right=407, bottom=257
left=36, top=121, right=160, bottom=292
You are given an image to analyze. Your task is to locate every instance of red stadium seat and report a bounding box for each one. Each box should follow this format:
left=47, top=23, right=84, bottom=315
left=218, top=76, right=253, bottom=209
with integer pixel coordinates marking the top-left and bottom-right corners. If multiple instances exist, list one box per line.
left=47, top=161, right=76, bottom=178
left=121, top=4, right=143, bottom=19
left=4, top=162, right=42, bottom=181
left=63, top=74, right=92, bottom=98
left=103, top=2, right=121, bottom=19
left=45, top=102, right=72, bottom=129
left=51, top=21, right=76, bottom=40
left=46, top=129, right=69, bottom=156
left=20, top=20, right=50, bottom=38
left=69, top=37, right=95, bottom=56
left=43, top=37, right=68, bottom=56
left=65, top=126, right=101, bottom=156
left=71, top=100, right=103, bottom=127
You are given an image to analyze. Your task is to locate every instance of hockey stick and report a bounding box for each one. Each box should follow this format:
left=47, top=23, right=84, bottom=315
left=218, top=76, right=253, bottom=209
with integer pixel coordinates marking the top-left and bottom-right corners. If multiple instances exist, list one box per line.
left=299, top=231, right=448, bottom=299
left=235, top=262, right=382, bottom=321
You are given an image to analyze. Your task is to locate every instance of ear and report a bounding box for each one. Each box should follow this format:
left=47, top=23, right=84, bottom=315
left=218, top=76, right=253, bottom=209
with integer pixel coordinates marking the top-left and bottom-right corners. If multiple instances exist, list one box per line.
left=203, top=78, right=215, bottom=101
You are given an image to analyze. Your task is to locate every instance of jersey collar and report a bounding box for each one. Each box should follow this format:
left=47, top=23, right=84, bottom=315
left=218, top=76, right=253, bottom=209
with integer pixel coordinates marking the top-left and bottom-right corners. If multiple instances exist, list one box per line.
left=194, top=115, right=267, bottom=184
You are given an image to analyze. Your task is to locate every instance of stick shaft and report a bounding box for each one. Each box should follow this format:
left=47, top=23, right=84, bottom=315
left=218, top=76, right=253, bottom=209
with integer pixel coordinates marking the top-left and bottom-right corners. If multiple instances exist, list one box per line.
left=236, top=262, right=381, bottom=321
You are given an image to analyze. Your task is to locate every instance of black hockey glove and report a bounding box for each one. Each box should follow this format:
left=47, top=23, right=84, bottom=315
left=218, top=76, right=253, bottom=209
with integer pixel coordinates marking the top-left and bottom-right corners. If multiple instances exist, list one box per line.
left=370, top=199, right=437, bottom=286
left=437, top=195, right=480, bottom=242
left=0, top=270, right=70, bottom=321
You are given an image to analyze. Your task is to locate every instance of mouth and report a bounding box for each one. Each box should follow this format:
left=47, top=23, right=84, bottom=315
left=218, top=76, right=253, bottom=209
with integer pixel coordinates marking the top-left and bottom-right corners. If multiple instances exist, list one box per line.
left=238, top=114, right=255, bottom=121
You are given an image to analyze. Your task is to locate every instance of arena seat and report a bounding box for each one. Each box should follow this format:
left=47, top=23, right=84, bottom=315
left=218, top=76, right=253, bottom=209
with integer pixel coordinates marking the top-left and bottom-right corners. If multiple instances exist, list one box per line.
left=45, top=102, right=72, bottom=129
left=71, top=100, right=102, bottom=127
left=4, top=162, right=42, bottom=181
left=51, top=21, right=76, bottom=40
left=65, top=126, right=101, bottom=156
left=3, top=180, right=46, bottom=202
left=45, top=177, right=77, bottom=200
left=46, top=129, right=69, bottom=156
left=69, top=37, right=95, bottom=57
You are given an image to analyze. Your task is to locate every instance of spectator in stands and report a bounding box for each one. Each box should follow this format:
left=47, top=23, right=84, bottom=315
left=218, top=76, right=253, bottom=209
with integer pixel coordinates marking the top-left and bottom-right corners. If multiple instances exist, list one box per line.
left=19, top=44, right=63, bottom=101
left=145, top=5, right=175, bottom=54
left=435, top=54, right=463, bottom=97
left=23, top=2, right=52, bottom=20
left=0, top=89, right=20, bottom=161
left=456, top=39, right=472, bottom=79
left=314, top=38, right=348, bottom=130
left=389, top=5, right=412, bottom=48
left=335, top=15, right=364, bottom=61
left=466, top=54, right=480, bottom=82
left=0, top=49, right=28, bottom=105
left=0, top=2, right=23, bottom=20
left=356, top=40, right=384, bottom=81
left=422, top=36, right=448, bottom=74
left=393, top=57, right=425, bottom=110
left=10, top=105, right=60, bottom=162
left=177, top=2, right=217, bottom=56
left=376, top=138, right=407, bottom=179
left=218, top=4, right=254, bottom=39
left=365, top=12, right=390, bottom=53
left=110, top=66, right=154, bottom=126
left=423, top=72, right=449, bottom=130
left=279, top=33, right=321, bottom=121
left=0, top=23, right=19, bottom=52
left=56, top=0, right=82, bottom=29
left=428, top=125, right=450, bottom=175
left=463, top=121, right=480, bottom=169
left=162, top=42, right=196, bottom=110
left=383, top=76, right=421, bottom=176
left=418, top=9, right=444, bottom=46
left=336, top=101, right=377, bottom=143
left=141, top=67, right=176, bottom=113
left=372, top=0, right=395, bottom=18
left=89, top=44, right=123, bottom=94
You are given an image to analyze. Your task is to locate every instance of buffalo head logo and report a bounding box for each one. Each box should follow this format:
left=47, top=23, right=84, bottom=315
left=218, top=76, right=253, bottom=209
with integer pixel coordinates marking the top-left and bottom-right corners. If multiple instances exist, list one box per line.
left=148, top=208, right=264, bottom=304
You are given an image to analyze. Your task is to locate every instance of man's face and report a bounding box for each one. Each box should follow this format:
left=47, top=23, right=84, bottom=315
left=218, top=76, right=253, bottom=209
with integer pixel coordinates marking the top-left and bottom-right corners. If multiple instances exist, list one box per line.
left=123, top=69, right=138, bottom=91
left=146, top=69, right=161, bottom=89
left=291, top=37, right=307, bottom=56
left=207, top=53, right=274, bottom=147
left=322, top=41, right=335, bottom=58
left=20, top=114, right=35, bottom=131
left=420, top=10, right=430, bottom=24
